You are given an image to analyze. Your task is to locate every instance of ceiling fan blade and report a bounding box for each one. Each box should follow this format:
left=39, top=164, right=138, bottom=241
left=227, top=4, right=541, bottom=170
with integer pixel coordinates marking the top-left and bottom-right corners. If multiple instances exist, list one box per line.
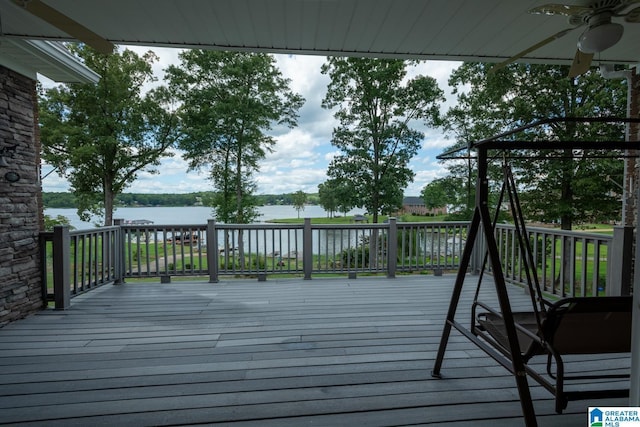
left=490, top=27, right=575, bottom=73
left=12, top=0, right=114, bottom=54
left=529, top=3, right=591, bottom=16
left=568, top=49, right=594, bottom=77
left=622, top=0, right=640, bottom=6
left=624, top=6, right=640, bottom=22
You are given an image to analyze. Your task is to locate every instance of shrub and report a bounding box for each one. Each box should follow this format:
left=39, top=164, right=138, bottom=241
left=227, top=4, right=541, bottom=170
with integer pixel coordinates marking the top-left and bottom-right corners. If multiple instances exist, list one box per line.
left=339, top=245, right=370, bottom=268
left=251, top=256, right=266, bottom=269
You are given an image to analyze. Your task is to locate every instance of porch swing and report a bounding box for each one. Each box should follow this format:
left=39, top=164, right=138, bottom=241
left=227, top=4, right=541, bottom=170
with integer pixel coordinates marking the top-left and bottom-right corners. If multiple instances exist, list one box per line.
left=471, top=154, right=631, bottom=414
left=430, top=117, right=639, bottom=427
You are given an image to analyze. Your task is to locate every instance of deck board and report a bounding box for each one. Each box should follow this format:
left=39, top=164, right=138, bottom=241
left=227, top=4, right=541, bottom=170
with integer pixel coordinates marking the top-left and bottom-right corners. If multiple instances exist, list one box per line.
left=0, top=275, right=630, bottom=426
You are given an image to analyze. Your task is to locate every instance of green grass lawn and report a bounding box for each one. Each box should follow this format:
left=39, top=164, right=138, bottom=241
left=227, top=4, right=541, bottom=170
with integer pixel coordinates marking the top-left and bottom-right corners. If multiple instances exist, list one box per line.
left=572, top=223, right=615, bottom=235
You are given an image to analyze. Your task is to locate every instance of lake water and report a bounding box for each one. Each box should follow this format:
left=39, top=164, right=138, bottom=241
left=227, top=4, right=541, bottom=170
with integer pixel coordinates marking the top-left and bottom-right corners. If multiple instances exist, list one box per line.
left=45, top=205, right=361, bottom=230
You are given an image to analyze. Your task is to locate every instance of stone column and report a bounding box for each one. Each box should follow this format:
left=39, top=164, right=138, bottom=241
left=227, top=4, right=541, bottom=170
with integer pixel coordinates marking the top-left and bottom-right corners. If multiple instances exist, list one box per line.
left=0, top=67, right=44, bottom=326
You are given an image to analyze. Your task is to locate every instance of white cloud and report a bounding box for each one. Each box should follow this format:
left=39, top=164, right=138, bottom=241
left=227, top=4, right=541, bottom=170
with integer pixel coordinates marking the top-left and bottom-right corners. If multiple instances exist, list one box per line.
left=127, top=149, right=211, bottom=194
left=276, top=55, right=328, bottom=95
left=256, top=167, right=327, bottom=194
left=40, top=166, right=70, bottom=192
left=268, top=128, right=323, bottom=161
left=423, top=134, right=453, bottom=151
left=324, top=150, right=340, bottom=162
left=405, top=166, right=450, bottom=196
left=127, top=177, right=206, bottom=194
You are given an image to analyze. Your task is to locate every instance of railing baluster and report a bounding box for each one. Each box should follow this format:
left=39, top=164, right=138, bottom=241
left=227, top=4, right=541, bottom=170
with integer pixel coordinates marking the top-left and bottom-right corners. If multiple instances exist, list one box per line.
left=72, top=234, right=79, bottom=294
left=92, top=231, right=98, bottom=289
left=490, top=224, right=613, bottom=298
left=80, top=234, right=87, bottom=294
left=580, top=237, right=588, bottom=297
left=593, top=241, right=601, bottom=296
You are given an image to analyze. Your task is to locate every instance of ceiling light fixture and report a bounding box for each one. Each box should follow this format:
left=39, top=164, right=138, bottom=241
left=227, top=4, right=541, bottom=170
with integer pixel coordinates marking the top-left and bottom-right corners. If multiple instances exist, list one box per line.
left=578, top=13, right=624, bottom=54
left=4, top=171, right=20, bottom=183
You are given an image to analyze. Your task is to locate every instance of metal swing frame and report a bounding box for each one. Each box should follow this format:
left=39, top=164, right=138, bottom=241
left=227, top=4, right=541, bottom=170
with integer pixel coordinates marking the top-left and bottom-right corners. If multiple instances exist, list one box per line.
left=430, top=117, right=640, bottom=427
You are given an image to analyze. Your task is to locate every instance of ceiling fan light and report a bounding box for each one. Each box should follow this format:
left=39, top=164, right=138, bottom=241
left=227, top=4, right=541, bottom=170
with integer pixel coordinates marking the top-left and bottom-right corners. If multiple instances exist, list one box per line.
left=578, top=22, right=624, bottom=54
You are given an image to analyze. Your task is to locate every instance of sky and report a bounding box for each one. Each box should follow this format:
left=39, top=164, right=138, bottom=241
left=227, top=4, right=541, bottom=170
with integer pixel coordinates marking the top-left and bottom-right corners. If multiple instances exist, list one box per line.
left=40, top=47, right=463, bottom=196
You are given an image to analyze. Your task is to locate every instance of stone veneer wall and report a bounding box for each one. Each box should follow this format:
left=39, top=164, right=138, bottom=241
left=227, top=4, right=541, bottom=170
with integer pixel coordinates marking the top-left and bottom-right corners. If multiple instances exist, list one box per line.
left=0, top=66, right=45, bottom=327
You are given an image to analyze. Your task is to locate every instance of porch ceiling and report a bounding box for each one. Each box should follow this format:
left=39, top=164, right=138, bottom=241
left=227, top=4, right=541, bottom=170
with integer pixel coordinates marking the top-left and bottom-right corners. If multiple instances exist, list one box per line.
left=1, top=0, right=639, bottom=67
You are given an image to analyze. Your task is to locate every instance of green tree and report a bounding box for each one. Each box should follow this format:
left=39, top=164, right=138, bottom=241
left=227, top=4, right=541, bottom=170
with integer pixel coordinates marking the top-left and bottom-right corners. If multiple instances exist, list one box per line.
left=443, top=62, right=627, bottom=229
left=165, top=50, right=304, bottom=224
left=321, top=57, right=443, bottom=223
left=43, top=214, right=74, bottom=231
left=292, top=190, right=307, bottom=218
left=318, top=179, right=358, bottom=218
left=42, top=192, right=76, bottom=208
left=420, top=178, right=448, bottom=212
left=39, top=45, right=178, bottom=226
left=317, top=182, right=337, bottom=217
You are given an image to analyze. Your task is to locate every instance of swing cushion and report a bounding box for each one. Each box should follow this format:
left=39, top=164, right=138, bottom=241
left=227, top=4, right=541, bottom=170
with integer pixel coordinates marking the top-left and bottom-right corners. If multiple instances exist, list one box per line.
left=477, top=296, right=632, bottom=357
left=543, top=296, right=632, bottom=355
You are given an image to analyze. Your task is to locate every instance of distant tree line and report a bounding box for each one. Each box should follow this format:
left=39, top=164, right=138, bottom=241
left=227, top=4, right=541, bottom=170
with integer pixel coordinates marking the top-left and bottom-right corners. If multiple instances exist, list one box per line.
left=42, top=192, right=320, bottom=209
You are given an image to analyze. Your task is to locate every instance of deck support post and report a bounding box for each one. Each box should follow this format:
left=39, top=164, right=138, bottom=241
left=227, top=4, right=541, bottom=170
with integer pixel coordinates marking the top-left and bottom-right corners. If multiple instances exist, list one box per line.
left=608, top=226, right=634, bottom=296
left=207, top=219, right=219, bottom=283
left=52, top=225, right=70, bottom=310
left=387, top=217, right=397, bottom=278
left=113, top=219, right=125, bottom=285
left=303, top=218, right=312, bottom=280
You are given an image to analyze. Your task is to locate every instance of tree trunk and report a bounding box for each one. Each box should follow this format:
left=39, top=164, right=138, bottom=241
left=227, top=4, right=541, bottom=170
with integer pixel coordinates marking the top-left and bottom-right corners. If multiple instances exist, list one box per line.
left=235, top=140, right=246, bottom=269
left=560, top=149, right=573, bottom=231
left=104, top=184, right=114, bottom=227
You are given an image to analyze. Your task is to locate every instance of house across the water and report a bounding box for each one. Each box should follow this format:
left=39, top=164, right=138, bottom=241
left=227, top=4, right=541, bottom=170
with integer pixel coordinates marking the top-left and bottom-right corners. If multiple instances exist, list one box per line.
left=400, top=196, right=447, bottom=216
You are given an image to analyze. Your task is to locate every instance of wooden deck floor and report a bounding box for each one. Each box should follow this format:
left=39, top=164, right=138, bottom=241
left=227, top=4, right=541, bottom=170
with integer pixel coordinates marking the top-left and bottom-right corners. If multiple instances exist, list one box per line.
left=0, top=275, right=629, bottom=426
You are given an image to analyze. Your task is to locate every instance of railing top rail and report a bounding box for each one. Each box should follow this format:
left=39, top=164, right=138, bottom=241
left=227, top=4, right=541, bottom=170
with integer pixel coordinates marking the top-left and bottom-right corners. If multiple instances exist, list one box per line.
left=213, top=223, right=305, bottom=230
left=121, top=224, right=207, bottom=230
left=311, top=223, right=389, bottom=230
left=69, top=225, right=120, bottom=236
left=496, top=223, right=613, bottom=241
left=116, top=220, right=470, bottom=231
left=396, top=221, right=469, bottom=227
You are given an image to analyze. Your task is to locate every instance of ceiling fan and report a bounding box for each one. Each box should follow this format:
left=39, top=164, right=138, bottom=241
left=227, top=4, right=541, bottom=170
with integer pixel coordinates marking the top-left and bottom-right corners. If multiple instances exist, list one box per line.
left=11, top=0, right=114, bottom=54
left=492, top=0, right=640, bottom=77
